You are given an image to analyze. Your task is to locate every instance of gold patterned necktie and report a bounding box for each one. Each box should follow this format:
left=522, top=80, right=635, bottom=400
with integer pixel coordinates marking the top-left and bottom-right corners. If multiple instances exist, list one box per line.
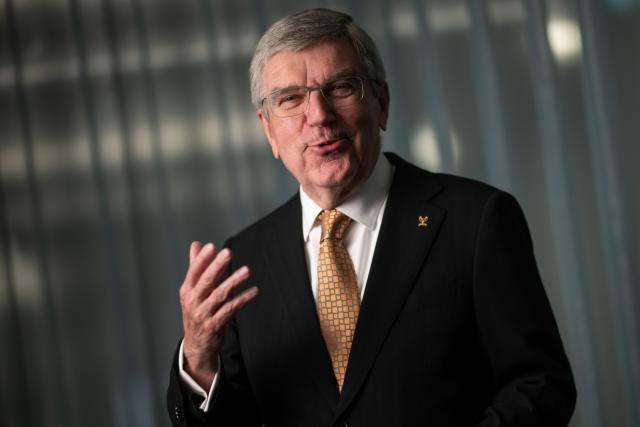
left=317, top=209, right=360, bottom=391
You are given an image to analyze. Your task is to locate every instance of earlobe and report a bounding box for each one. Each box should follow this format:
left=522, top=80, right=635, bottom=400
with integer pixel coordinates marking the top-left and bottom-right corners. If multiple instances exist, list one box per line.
left=270, top=141, right=280, bottom=159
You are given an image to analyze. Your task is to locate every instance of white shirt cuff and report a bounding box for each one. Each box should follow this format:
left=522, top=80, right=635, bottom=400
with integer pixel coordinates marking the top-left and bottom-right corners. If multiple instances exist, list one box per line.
left=178, top=340, right=220, bottom=412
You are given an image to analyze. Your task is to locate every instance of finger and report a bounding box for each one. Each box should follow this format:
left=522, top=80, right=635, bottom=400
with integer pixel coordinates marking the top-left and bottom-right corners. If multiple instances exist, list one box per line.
left=207, top=286, right=259, bottom=330
left=184, top=243, right=216, bottom=289
left=191, top=248, right=233, bottom=300
left=189, top=241, right=204, bottom=265
left=200, top=265, right=250, bottom=315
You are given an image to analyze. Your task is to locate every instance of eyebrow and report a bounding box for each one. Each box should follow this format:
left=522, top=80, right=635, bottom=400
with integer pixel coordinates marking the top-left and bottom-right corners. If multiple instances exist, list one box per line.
left=266, top=68, right=362, bottom=96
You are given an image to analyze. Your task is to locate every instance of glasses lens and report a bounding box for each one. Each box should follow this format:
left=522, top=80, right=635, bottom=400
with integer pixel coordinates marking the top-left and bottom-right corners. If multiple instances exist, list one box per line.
left=267, top=77, right=364, bottom=118
left=323, top=77, right=363, bottom=108
left=269, top=87, right=308, bottom=117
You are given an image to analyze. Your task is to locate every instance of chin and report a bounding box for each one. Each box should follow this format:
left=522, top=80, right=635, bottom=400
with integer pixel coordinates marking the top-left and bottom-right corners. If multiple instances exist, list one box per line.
left=318, top=157, right=356, bottom=186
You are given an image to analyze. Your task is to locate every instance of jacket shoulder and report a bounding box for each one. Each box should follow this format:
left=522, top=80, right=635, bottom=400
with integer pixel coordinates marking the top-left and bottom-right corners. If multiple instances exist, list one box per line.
left=433, top=172, right=503, bottom=200
left=226, top=192, right=299, bottom=247
left=386, top=152, right=506, bottom=205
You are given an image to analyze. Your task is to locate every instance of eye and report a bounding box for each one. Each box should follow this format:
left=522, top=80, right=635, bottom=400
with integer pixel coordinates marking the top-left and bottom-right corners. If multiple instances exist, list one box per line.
left=325, top=79, right=356, bottom=97
left=274, top=92, right=306, bottom=109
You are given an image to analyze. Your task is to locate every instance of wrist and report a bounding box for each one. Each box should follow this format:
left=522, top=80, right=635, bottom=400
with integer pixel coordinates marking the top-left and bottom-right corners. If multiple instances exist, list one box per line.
left=183, top=351, right=219, bottom=390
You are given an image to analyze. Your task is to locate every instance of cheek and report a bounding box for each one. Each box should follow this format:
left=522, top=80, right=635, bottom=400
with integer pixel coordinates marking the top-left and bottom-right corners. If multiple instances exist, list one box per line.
left=352, top=113, right=379, bottom=153
left=272, top=126, right=308, bottom=175
left=273, top=122, right=302, bottom=147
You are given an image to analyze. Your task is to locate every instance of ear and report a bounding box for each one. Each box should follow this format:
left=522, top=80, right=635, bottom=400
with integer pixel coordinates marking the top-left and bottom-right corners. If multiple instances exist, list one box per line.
left=257, top=109, right=279, bottom=159
left=375, top=81, right=390, bottom=131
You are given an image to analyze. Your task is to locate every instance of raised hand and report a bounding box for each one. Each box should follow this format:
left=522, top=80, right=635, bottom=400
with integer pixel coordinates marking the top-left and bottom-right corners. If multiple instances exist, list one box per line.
left=179, top=241, right=258, bottom=390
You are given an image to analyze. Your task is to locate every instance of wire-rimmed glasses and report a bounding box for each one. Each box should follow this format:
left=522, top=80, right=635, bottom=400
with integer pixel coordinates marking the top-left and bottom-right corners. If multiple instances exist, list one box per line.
left=261, top=76, right=366, bottom=118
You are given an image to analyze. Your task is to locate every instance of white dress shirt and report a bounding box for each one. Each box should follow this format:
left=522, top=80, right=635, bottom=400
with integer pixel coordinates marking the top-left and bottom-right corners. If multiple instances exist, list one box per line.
left=179, top=154, right=394, bottom=411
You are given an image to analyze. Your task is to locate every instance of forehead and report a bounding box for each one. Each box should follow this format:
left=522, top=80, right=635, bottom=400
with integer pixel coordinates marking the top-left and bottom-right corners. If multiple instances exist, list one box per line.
left=262, top=39, right=364, bottom=92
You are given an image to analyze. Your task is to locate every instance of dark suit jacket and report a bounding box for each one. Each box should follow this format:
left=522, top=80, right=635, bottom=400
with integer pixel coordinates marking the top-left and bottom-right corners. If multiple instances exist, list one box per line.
left=167, top=153, right=576, bottom=427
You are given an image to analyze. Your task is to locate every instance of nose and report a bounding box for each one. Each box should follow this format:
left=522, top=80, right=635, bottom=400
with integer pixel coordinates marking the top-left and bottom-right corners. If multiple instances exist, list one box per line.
left=306, top=90, right=335, bottom=127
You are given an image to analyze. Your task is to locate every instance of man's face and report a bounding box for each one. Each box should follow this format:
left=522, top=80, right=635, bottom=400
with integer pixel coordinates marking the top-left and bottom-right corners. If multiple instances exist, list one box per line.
left=257, top=39, right=389, bottom=205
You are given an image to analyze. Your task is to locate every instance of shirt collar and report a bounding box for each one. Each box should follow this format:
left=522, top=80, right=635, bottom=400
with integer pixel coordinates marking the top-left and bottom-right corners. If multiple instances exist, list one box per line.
left=300, top=153, right=394, bottom=242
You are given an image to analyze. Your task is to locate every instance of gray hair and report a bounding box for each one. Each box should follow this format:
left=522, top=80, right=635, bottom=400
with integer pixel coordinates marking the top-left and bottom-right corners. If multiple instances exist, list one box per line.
left=249, top=8, right=386, bottom=109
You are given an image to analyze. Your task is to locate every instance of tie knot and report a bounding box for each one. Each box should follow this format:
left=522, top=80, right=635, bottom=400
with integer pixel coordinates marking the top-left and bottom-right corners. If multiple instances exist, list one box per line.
left=320, top=209, right=352, bottom=242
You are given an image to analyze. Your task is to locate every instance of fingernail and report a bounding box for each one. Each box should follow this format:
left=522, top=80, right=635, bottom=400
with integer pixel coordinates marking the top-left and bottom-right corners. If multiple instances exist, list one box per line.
left=203, top=242, right=214, bottom=252
left=238, top=266, right=249, bottom=276
left=219, top=248, right=231, bottom=260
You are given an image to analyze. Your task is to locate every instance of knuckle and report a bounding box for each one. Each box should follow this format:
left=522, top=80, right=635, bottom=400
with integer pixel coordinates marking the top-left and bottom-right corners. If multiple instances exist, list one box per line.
left=208, top=290, right=223, bottom=308
left=200, top=271, right=214, bottom=286
left=183, top=293, right=197, bottom=310
left=206, top=316, right=221, bottom=333
left=214, top=286, right=230, bottom=305
left=192, top=310, right=206, bottom=324
left=179, top=288, right=188, bottom=305
left=213, top=294, right=226, bottom=309
left=223, top=301, right=235, bottom=316
left=219, top=286, right=232, bottom=303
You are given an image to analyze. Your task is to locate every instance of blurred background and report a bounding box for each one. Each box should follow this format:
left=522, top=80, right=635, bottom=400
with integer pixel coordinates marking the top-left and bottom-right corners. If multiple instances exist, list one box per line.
left=1, top=0, right=638, bottom=426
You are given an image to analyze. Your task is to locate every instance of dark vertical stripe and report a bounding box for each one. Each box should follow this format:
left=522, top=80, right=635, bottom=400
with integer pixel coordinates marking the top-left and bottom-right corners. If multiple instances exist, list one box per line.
left=66, top=0, right=130, bottom=425
left=4, top=0, right=70, bottom=425
left=128, top=0, right=181, bottom=282
left=98, top=0, right=171, bottom=423
left=0, top=164, right=29, bottom=427
left=128, top=0, right=179, bottom=421
left=199, top=0, right=249, bottom=228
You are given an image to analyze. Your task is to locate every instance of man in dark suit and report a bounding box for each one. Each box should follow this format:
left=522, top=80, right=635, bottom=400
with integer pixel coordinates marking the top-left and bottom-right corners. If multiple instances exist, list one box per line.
left=167, top=8, right=576, bottom=427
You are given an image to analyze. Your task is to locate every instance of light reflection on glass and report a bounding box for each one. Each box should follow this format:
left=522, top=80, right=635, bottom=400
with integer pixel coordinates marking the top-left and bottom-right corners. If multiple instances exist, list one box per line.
left=411, top=123, right=462, bottom=172
left=547, top=19, right=583, bottom=64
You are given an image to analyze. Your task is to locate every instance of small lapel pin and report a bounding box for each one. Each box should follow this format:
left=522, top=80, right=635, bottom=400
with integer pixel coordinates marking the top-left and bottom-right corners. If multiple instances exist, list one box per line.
left=417, top=215, right=429, bottom=228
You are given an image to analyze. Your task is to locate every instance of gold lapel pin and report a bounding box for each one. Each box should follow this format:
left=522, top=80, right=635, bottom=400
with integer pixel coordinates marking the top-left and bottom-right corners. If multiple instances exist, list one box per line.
left=417, top=215, right=429, bottom=227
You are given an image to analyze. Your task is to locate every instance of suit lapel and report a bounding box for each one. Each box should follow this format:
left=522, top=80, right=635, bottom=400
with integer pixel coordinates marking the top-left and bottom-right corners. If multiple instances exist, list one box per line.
left=336, top=155, right=446, bottom=418
left=264, top=195, right=339, bottom=410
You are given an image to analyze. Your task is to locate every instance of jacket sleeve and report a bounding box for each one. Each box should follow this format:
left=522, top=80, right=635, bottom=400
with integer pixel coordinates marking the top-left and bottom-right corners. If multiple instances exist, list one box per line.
left=166, top=321, right=262, bottom=427
left=473, top=192, right=576, bottom=427
left=166, top=238, right=263, bottom=427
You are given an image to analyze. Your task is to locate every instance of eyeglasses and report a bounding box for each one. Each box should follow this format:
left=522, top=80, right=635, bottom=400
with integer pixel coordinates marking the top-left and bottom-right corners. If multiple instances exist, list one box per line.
left=261, top=76, right=366, bottom=118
